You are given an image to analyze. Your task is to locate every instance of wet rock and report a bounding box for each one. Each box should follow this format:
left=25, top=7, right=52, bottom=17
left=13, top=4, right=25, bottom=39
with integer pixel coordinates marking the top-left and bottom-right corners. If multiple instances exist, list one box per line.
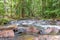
left=26, top=26, right=39, bottom=34
left=15, top=27, right=27, bottom=35
left=0, top=30, right=14, bottom=37
left=38, top=27, right=59, bottom=35
left=56, top=21, right=60, bottom=25
left=0, top=25, right=17, bottom=37
left=50, top=27, right=59, bottom=35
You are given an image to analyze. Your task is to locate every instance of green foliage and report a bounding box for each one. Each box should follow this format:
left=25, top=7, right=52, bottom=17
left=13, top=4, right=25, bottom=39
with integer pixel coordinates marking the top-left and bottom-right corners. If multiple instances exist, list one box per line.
left=0, top=2, right=5, bottom=16
left=0, top=18, right=9, bottom=25
left=0, top=0, right=60, bottom=21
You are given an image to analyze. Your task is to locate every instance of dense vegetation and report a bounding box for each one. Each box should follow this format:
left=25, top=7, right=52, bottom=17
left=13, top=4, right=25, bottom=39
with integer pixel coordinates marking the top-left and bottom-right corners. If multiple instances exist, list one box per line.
left=0, top=0, right=60, bottom=25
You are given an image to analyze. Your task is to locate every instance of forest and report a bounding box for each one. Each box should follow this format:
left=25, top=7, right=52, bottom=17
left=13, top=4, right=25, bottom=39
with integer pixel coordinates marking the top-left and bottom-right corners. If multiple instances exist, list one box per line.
left=0, top=0, right=60, bottom=25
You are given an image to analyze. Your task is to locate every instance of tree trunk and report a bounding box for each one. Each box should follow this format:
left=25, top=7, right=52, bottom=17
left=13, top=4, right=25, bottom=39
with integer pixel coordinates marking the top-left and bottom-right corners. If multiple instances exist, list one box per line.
left=21, top=0, right=25, bottom=18
left=22, top=7, right=25, bottom=18
left=4, top=0, right=7, bottom=14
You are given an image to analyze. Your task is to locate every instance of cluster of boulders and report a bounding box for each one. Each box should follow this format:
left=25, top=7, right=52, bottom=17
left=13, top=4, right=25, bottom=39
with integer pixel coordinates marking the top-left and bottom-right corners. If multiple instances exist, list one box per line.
left=0, top=25, right=17, bottom=37
left=0, top=30, right=14, bottom=37
left=0, top=24, right=59, bottom=38
left=14, top=25, right=60, bottom=35
left=0, top=24, right=60, bottom=40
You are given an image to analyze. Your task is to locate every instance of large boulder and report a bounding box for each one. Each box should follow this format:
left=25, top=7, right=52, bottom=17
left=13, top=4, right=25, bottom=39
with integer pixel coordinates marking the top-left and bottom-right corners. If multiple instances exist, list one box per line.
left=0, top=25, right=16, bottom=37
left=27, top=26, right=39, bottom=34
left=0, top=30, right=14, bottom=37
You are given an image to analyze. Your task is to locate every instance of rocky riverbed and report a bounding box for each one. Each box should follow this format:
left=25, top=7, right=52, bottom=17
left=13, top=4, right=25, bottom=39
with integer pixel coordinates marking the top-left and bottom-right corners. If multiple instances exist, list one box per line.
left=0, top=35, right=60, bottom=40
left=1, top=19, right=60, bottom=40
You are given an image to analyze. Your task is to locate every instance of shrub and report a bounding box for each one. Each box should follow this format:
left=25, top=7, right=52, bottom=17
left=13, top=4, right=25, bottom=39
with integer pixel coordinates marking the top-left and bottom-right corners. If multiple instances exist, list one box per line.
left=0, top=18, right=9, bottom=25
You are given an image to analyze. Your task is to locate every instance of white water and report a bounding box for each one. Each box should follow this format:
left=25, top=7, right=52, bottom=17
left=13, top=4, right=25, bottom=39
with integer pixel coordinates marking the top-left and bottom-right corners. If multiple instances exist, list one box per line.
left=8, top=20, right=60, bottom=29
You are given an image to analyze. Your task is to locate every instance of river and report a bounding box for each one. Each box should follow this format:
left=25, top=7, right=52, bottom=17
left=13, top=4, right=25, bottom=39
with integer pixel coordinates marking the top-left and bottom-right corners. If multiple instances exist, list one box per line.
left=2, top=19, right=60, bottom=40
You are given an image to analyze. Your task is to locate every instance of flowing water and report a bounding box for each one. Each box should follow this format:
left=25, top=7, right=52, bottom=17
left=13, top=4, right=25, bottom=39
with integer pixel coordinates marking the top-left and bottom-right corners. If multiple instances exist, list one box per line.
left=7, top=20, right=60, bottom=29
left=1, top=20, right=60, bottom=40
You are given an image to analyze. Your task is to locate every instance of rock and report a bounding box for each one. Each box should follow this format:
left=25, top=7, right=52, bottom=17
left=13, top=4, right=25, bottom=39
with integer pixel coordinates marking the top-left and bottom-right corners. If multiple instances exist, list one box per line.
left=0, top=25, right=17, bottom=37
left=0, top=24, right=17, bottom=30
left=44, top=27, right=53, bottom=34
left=27, top=26, right=39, bottom=34
left=33, top=37, right=39, bottom=40
left=17, top=28, right=27, bottom=34
left=39, top=27, right=59, bottom=35
left=0, top=30, right=14, bottom=37
left=50, top=27, right=59, bottom=35
left=7, top=24, right=17, bottom=29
